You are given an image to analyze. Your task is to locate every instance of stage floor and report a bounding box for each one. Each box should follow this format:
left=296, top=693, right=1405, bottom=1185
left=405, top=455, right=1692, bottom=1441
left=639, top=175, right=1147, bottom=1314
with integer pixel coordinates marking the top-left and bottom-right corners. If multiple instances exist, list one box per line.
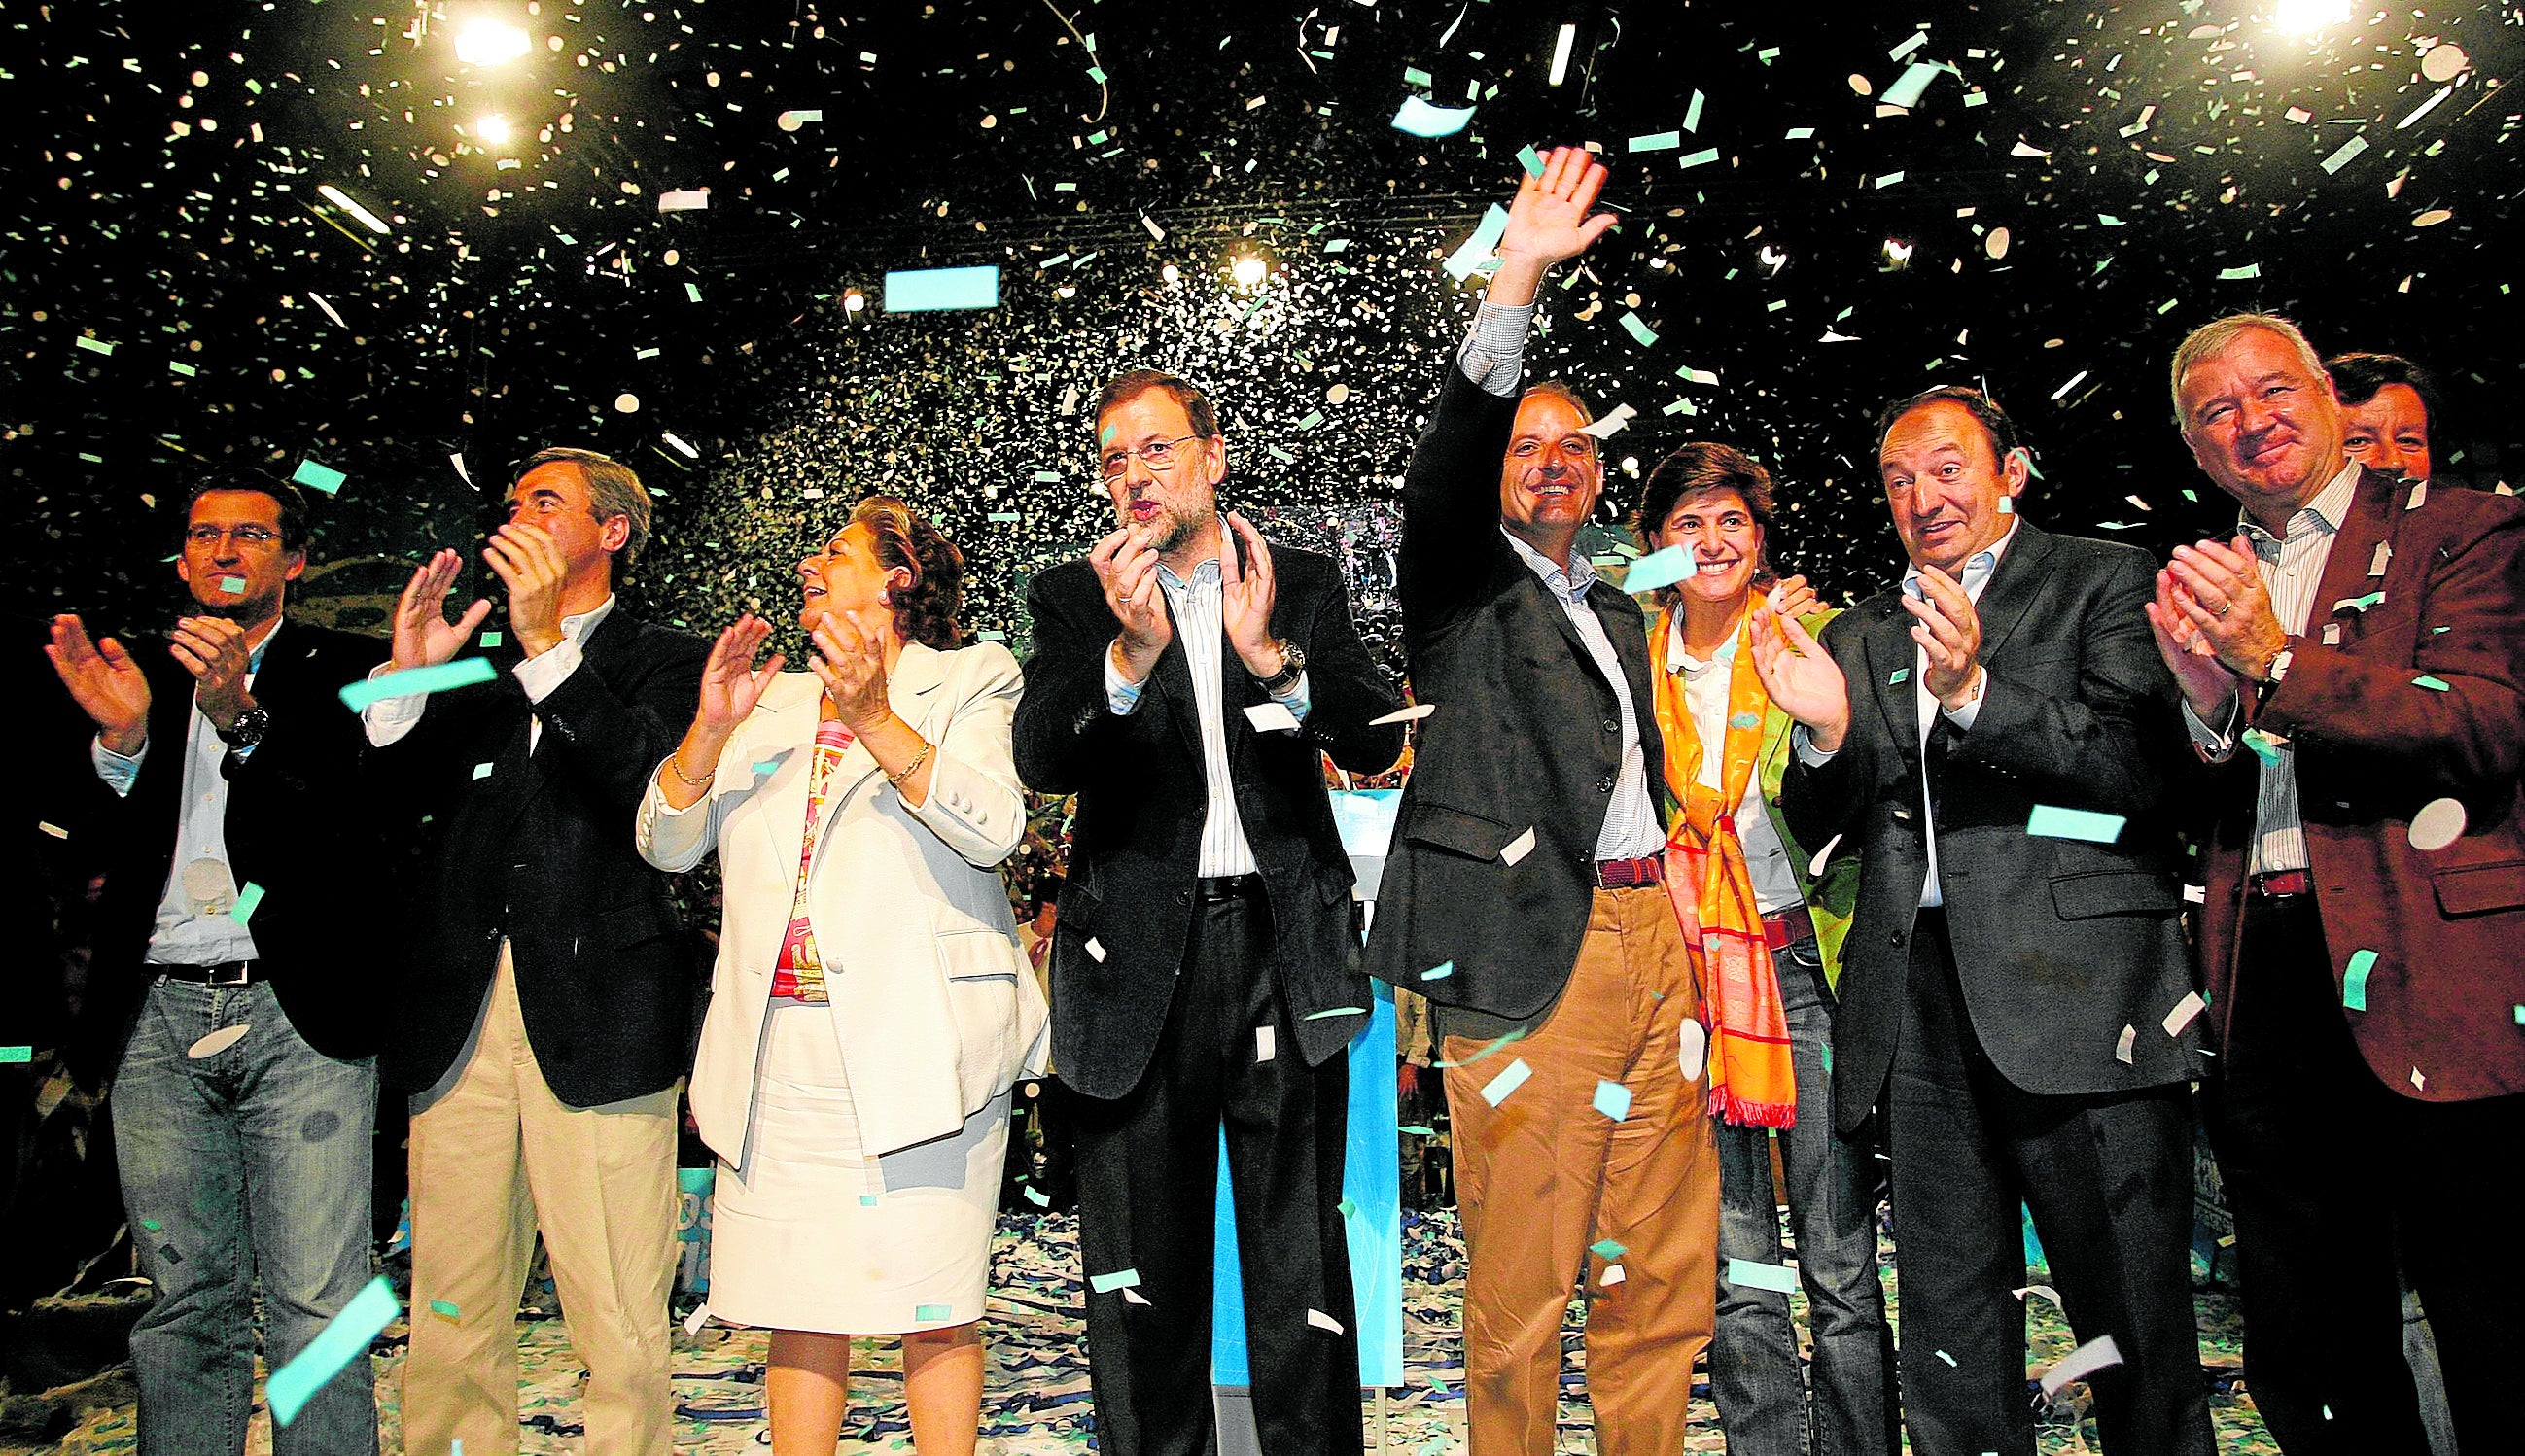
left=35, top=1209, right=2273, bottom=1454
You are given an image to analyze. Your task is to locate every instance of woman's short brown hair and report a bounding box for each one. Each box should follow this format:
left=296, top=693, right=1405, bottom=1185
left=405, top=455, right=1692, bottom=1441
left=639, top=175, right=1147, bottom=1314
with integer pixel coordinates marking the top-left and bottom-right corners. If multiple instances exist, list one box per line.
left=1631, top=441, right=1778, bottom=608
left=851, top=495, right=964, bottom=650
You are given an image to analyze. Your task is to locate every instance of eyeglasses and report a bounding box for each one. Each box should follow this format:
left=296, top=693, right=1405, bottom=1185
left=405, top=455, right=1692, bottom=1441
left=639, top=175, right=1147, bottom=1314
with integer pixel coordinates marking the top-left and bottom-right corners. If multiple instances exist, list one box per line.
left=1101, top=433, right=1205, bottom=478
left=184, top=524, right=282, bottom=549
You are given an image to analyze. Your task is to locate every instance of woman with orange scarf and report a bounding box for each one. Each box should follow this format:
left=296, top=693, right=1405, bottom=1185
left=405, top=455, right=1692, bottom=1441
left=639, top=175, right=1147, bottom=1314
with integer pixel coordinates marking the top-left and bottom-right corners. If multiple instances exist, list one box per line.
left=1634, top=444, right=1896, bottom=1456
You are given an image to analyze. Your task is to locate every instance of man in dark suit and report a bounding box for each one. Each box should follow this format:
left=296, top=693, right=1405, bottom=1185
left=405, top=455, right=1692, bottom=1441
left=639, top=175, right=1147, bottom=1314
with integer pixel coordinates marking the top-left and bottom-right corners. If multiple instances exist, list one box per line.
left=47, top=472, right=386, bottom=1455
left=1362, top=149, right=1722, bottom=1456
left=2152, top=313, right=2525, bottom=1452
left=365, top=447, right=705, bottom=1456
left=1014, top=368, right=1403, bottom=1456
left=1752, top=387, right=2215, bottom=1455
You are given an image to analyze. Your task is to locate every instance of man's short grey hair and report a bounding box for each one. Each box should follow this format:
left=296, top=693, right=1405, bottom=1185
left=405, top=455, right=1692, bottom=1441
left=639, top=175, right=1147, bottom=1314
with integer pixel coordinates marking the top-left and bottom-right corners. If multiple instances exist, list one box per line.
left=2168, top=313, right=2329, bottom=428
left=512, top=446, right=651, bottom=572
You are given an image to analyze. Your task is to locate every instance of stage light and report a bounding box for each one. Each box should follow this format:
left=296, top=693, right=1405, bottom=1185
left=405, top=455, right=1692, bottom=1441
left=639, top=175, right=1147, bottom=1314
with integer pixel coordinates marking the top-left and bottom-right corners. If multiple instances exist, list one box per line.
left=842, top=289, right=866, bottom=313
left=1548, top=24, right=1577, bottom=87
left=1881, top=237, right=1914, bottom=267
left=454, top=17, right=533, bottom=67
left=1230, top=253, right=1268, bottom=289
left=1758, top=244, right=1788, bottom=275
left=317, top=184, right=392, bottom=235
left=2272, top=0, right=2351, bottom=35
left=475, top=115, right=512, bottom=146
left=1161, top=262, right=1181, bottom=285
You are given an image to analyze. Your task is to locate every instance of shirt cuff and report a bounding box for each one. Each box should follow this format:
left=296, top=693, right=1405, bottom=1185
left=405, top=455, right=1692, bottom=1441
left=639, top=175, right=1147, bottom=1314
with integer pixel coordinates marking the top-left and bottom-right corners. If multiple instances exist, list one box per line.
left=1456, top=301, right=1536, bottom=398
left=511, top=637, right=583, bottom=704
left=91, top=735, right=144, bottom=797
left=1268, top=670, right=1313, bottom=725
left=361, top=661, right=428, bottom=746
left=2183, top=693, right=2240, bottom=764
left=1939, top=666, right=1991, bottom=733
left=1791, top=722, right=1838, bottom=768
left=1103, top=639, right=1149, bottom=716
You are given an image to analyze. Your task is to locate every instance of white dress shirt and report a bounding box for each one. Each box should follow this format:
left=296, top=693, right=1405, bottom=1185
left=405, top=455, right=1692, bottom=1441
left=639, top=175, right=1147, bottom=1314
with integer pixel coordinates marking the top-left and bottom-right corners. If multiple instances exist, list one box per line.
left=1796, top=521, right=2017, bottom=907
left=363, top=594, right=615, bottom=750
left=1102, top=556, right=1311, bottom=877
left=91, top=622, right=279, bottom=964
left=2181, top=456, right=2363, bottom=874
left=1503, top=532, right=1666, bottom=860
left=1667, top=615, right=1802, bottom=914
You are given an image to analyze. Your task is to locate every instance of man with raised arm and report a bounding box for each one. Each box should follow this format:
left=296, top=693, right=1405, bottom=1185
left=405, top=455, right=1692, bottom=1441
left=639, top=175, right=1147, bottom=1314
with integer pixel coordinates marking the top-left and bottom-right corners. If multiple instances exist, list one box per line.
left=1363, top=149, right=1718, bottom=1456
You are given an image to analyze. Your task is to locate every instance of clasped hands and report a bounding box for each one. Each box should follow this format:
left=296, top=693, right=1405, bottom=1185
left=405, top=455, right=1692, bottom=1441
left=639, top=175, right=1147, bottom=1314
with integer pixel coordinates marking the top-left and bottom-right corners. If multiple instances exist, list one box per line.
left=1092, top=511, right=1283, bottom=684
left=388, top=521, right=573, bottom=674
left=1747, top=566, right=1982, bottom=753
left=48, top=610, right=265, bottom=752
left=2145, top=535, right=2287, bottom=721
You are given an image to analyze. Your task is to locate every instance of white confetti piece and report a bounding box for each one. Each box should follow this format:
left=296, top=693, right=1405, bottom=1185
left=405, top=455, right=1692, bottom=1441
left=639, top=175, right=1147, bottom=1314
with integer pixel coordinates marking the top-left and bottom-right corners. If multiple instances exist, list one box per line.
left=187, top=1024, right=251, bottom=1059
left=1255, top=1026, right=1276, bottom=1063
left=2162, top=991, right=2206, bottom=1037
left=1085, top=937, right=1106, bottom=963
left=2409, top=798, right=2467, bottom=852
left=1243, top=701, right=1301, bottom=734
left=1678, top=1019, right=1708, bottom=1081
left=2115, top=1024, right=2137, bottom=1064
left=2040, top=1335, right=2124, bottom=1399
left=1306, top=1307, right=1345, bottom=1334
left=1480, top=1057, right=1532, bottom=1106
left=1369, top=703, right=1435, bottom=726
left=1500, top=826, right=1536, bottom=866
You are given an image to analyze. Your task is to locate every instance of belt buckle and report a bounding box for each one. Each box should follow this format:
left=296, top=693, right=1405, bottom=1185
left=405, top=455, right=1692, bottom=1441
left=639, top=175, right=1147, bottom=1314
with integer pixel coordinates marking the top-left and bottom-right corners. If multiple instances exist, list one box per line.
left=208, top=960, right=250, bottom=988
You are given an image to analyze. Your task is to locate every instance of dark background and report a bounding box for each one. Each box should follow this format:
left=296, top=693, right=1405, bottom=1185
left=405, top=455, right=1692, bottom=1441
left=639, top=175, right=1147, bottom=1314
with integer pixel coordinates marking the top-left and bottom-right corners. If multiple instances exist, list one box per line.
left=6, top=0, right=2516, bottom=673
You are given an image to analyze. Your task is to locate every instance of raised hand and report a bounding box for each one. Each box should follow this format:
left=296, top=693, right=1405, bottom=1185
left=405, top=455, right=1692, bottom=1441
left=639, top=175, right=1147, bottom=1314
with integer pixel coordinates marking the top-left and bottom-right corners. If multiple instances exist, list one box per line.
left=170, top=614, right=256, bottom=730
left=1749, top=606, right=1852, bottom=752
left=391, top=548, right=492, bottom=673
left=1220, top=511, right=1282, bottom=677
left=2163, top=536, right=2286, bottom=681
left=1089, top=523, right=1173, bottom=680
left=808, top=609, right=893, bottom=735
left=695, top=613, right=786, bottom=737
left=2146, top=569, right=2242, bottom=720
left=1769, top=574, right=1823, bottom=621
left=47, top=613, right=151, bottom=755
left=483, top=522, right=570, bottom=656
left=1904, top=565, right=1984, bottom=712
left=1487, top=146, right=1617, bottom=305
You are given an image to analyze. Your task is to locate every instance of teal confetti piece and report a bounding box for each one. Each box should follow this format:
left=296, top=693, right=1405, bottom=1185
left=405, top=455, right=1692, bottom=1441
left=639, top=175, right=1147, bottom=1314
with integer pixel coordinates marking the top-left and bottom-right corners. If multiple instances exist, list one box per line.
left=139, top=1217, right=161, bottom=1231
left=479, top=630, right=504, bottom=648
left=1089, top=1267, right=1141, bottom=1294
left=291, top=460, right=347, bottom=496
left=752, top=760, right=780, bottom=777
left=1479, top=1057, right=1532, bottom=1106
left=2513, top=1005, right=2524, bottom=1025
left=1302, top=1006, right=1367, bottom=1020
left=1677, top=147, right=1721, bottom=169
left=75, top=336, right=117, bottom=356
left=429, top=1299, right=461, bottom=1321
left=1629, top=130, right=1682, bottom=153
left=1620, top=545, right=1694, bottom=594
left=471, top=763, right=495, bottom=780
left=883, top=265, right=1000, bottom=313
left=0, top=1047, right=31, bottom=1064
left=988, top=511, right=1021, bottom=522
left=915, top=1303, right=953, bottom=1321
left=2335, top=591, right=2385, bottom=612
left=219, top=576, right=248, bottom=595
left=1398, top=1125, right=1436, bottom=1136
left=1402, top=67, right=1433, bottom=88
left=2218, top=263, right=2262, bottom=280
left=1888, top=667, right=1911, bottom=685
left=2412, top=675, right=2451, bottom=692
left=228, top=882, right=264, bottom=925
left=859, top=1195, right=879, bottom=1206
left=1683, top=89, right=1705, bottom=132
left=1592, top=1080, right=1633, bottom=1122
left=2026, top=805, right=2127, bottom=844
left=338, top=657, right=500, bottom=711
left=1024, top=1185, right=1051, bottom=1207
left=1937, top=1348, right=1958, bottom=1367
left=1339, top=1196, right=1359, bottom=1219
left=1618, top=311, right=1659, bottom=347
left=1390, top=96, right=1476, bottom=138
left=1099, top=422, right=1118, bottom=447
left=2241, top=729, right=2284, bottom=766
left=2343, top=950, right=2377, bottom=1010
left=1882, top=61, right=1943, bottom=109
left=1590, top=1238, right=1627, bottom=1260
left=1727, top=1258, right=1801, bottom=1294
left=267, top=1274, right=397, bottom=1426
left=1516, top=144, right=1545, bottom=176
left=1442, top=204, right=1511, bottom=281
left=1728, top=711, right=1763, bottom=730
left=1420, top=961, right=1455, bottom=981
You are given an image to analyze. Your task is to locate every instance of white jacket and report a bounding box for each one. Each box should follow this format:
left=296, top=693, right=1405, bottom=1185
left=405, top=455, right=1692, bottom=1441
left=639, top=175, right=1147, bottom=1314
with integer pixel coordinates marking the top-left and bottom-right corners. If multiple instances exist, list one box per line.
left=636, top=641, right=1049, bottom=1159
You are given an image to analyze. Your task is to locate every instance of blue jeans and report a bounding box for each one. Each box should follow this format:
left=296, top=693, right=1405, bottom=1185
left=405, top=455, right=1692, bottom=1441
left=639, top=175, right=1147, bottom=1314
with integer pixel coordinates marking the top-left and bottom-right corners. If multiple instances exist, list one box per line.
left=1711, top=940, right=1896, bottom=1456
left=113, top=976, right=379, bottom=1456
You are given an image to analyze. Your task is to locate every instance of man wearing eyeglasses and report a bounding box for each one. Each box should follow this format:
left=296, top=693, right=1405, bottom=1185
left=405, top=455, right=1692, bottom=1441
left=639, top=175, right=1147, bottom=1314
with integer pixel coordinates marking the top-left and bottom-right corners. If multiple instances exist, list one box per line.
left=1013, top=370, right=1405, bottom=1456
left=364, top=447, right=706, bottom=1456
left=47, top=472, right=388, bottom=1455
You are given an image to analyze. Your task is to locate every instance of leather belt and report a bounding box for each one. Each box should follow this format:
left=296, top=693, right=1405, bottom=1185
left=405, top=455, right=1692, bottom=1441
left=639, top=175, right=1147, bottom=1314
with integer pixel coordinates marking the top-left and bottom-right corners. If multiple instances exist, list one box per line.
left=156, top=959, right=262, bottom=986
left=1593, top=854, right=1666, bottom=889
left=1196, top=873, right=1263, bottom=902
left=2251, top=869, right=2314, bottom=899
left=1763, top=904, right=1816, bottom=953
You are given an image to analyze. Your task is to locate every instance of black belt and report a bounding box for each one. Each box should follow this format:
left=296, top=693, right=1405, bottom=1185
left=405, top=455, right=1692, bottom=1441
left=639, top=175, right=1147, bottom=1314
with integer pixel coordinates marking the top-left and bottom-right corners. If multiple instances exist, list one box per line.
left=1196, top=873, right=1264, bottom=902
left=156, top=959, right=263, bottom=986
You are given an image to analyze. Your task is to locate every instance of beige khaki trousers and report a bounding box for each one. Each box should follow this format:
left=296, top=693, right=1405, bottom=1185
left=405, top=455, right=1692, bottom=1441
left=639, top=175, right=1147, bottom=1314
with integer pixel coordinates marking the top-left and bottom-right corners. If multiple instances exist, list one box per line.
left=402, top=946, right=681, bottom=1456
left=1443, top=884, right=1721, bottom=1456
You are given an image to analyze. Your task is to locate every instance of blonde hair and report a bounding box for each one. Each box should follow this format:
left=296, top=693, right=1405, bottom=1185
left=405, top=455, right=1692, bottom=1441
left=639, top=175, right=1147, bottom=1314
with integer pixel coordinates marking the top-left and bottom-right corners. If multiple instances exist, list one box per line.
left=2169, top=314, right=2328, bottom=426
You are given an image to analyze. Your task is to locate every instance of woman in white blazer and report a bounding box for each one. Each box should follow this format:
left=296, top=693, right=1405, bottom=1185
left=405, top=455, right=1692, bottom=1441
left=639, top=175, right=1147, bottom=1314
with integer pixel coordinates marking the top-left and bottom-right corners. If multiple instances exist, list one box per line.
left=637, top=496, right=1045, bottom=1456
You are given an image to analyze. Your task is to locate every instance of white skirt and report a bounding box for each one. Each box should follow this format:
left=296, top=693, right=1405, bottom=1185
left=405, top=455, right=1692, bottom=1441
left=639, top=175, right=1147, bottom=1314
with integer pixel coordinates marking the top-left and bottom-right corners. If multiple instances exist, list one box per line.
left=706, top=999, right=1008, bottom=1335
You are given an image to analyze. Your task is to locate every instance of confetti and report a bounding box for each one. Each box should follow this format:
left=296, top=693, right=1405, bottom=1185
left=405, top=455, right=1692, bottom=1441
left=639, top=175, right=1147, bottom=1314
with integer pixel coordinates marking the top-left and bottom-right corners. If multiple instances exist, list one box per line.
left=2342, top=950, right=2377, bottom=1010
left=339, top=658, right=499, bottom=711
left=1370, top=704, right=1436, bottom=726
left=1499, top=826, right=1536, bottom=866
left=1243, top=701, right=1302, bottom=733
left=2039, top=1334, right=2125, bottom=1400
left=1418, top=960, right=1455, bottom=981
left=1303, top=1006, right=1367, bottom=1021
left=268, top=1275, right=398, bottom=1426
left=2025, top=806, right=2126, bottom=844
left=2162, top=991, right=2206, bottom=1037
left=2408, top=798, right=2467, bottom=851
left=1390, top=97, right=1476, bottom=140
left=228, top=881, right=265, bottom=925
left=1088, top=1267, right=1141, bottom=1295
left=1727, top=1259, right=1800, bottom=1294
left=1478, top=1057, right=1532, bottom=1106
left=1592, top=1080, right=1632, bottom=1121
left=0, top=1048, right=30, bottom=1064
left=1254, top=1025, right=1276, bottom=1063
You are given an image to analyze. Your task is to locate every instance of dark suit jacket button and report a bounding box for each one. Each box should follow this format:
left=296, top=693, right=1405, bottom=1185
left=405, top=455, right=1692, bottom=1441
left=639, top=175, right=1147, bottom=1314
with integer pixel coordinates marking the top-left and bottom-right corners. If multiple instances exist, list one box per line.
left=1596, top=774, right=1615, bottom=793
left=1890, top=931, right=1905, bottom=945
left=1602, top=718, right=1619, bottom=734
left=1178, top=889, right=1191, bottom=903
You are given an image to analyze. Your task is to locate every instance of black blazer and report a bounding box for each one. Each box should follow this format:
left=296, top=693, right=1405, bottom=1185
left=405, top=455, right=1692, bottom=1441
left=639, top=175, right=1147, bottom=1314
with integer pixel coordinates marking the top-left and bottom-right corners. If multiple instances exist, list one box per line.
left=1779, top=522, right=2203, bottom=1135
left=1361, top=362, right=1669, bottom=1019
left=373, top=607, right=707, bottom=1108
left=67, top=619, right=389, bottom=1087
left=1013, top=545, right=1404, bottom=1099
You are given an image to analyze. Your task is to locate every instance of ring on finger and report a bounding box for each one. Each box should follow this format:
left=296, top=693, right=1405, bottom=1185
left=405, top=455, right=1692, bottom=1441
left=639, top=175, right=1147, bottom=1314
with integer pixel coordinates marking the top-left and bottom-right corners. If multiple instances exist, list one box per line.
left=2214, top=600, right=2232, bottom=619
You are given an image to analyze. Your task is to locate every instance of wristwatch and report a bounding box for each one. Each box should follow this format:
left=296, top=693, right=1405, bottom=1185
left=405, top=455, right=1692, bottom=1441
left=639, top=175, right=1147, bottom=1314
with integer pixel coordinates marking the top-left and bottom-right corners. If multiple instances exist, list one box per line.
left=1253, top=640, right=1307, bottom=694
left=217, top=703, right=271, bottom=751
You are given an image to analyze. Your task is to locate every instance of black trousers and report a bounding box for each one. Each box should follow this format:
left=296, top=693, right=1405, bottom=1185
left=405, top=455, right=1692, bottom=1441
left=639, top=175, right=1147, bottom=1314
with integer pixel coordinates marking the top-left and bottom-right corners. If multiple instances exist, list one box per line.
left=2202, top=892, right=2525, bottom=1454
left=1072, top=884, right=1361, bottom=1456
left=1882, top=909, right=2214, bottom=1456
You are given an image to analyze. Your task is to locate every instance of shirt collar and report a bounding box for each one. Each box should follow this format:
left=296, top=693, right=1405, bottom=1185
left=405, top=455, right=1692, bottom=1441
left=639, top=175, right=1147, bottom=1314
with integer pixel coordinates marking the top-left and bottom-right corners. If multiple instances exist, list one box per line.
left=1902, top=517, right=2021, bottom=603
left=1157, top=517, right=1232, bottom=592
left=1501, top=527, right=1598, bottom=601
left=2240, top=456, right=2362, bottom=546
left=562, top=593, right=618, bottom=644
left=1665, top=610, right=1742, bottom=676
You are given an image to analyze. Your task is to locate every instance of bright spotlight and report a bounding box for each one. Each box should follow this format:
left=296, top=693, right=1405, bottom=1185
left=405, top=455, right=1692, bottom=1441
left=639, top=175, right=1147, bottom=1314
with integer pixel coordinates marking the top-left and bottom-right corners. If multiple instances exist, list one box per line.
left=2272, top=0, right=2351, bottom=35
left=475, top=115, right=512, bottom=146
left=454, top=17, right=533, bottom=66
left=842, top=290, right=866, bottom=313
left=1881, top=237, right=1914, bottom=266
left=1548, top=24, right=1577, bottom=87
left=1161, top=262, right=1181, bottom=285
left=1757, top=244, right=1788, bottom=275
left=1230, top=253, right=1268, bottom=289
